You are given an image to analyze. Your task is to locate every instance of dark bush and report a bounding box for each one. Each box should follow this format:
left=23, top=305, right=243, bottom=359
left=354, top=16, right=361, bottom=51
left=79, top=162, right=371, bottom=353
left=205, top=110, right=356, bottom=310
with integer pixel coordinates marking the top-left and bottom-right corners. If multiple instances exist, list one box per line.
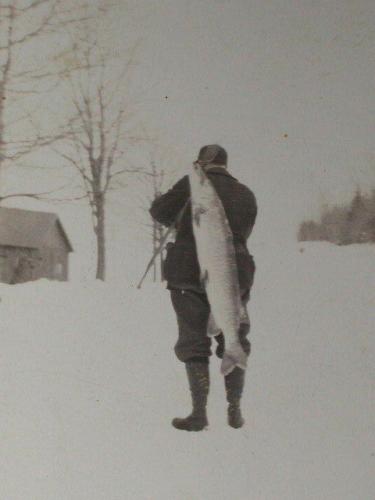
left=298, top=189, right=375, bottom=245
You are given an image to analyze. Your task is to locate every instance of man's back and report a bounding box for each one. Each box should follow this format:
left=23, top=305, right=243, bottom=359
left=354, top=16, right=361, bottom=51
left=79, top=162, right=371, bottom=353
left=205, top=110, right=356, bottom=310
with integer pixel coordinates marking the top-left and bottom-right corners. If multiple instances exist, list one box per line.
left=150, top=166, right=257, bottom=291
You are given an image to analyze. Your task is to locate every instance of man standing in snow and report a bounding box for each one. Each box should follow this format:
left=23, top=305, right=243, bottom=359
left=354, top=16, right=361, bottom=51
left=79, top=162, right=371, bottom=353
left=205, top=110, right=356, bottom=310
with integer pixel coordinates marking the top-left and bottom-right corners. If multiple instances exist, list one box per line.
left=149, top=145, right=257, bottom=431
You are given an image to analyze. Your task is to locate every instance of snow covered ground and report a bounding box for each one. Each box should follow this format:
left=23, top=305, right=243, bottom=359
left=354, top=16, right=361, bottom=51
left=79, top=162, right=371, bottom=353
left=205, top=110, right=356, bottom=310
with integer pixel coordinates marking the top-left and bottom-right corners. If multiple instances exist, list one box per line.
left=0, top=242, right=374, bottom=499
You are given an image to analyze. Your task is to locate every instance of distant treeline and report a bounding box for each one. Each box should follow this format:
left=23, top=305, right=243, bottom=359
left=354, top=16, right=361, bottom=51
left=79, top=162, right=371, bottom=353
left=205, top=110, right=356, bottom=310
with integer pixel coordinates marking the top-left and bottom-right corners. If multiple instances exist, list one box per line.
left=298, top=190, right=375, bottom=245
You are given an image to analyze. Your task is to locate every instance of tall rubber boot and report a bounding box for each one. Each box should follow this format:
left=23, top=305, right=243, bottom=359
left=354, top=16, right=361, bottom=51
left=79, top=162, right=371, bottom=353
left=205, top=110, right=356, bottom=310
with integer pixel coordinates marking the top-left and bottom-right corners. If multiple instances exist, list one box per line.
left=225, top=367, right=245, bottom=428
left=172, top=361, right=209, bottom=431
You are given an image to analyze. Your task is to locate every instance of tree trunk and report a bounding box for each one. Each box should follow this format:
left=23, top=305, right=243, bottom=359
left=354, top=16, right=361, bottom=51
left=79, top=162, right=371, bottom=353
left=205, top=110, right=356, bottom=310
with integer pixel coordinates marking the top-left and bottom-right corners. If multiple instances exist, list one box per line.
left=158, top=223, right=165, bottom=281
left=95, top=195, right=106, bottom=281
left=152, top=218, right=157, bottom=282
left=0, top=5, right=15, bottom=192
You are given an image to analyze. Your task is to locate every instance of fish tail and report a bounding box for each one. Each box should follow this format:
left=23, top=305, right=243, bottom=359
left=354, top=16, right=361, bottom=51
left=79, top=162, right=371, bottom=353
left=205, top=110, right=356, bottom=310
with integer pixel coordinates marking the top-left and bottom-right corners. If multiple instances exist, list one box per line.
left=220, top=343, right=248, bottom=376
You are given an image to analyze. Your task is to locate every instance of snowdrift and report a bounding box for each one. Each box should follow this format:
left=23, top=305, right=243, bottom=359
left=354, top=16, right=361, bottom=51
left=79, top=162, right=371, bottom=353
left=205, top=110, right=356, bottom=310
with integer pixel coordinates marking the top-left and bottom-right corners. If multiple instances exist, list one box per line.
left=0, top=243, right=374, bottom=499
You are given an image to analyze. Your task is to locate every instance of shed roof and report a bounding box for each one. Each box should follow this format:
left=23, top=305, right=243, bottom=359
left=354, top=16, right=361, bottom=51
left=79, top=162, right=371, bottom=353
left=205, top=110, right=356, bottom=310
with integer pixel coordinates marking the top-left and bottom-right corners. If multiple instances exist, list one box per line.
left=0, top=207, right=73, bottom=252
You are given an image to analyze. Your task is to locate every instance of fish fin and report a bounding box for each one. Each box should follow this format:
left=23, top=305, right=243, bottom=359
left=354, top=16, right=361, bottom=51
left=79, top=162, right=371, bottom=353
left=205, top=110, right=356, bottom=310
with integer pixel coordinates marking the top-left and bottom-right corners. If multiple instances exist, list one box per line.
left=193, top=205, right=207, bottom=226
left=200, top=269, right=209, bottom=288
left=207, top=313, right=221, bottom=337
left=221, top=344, right=247, bottom=376
left=193, top=208, right=201, bottom=226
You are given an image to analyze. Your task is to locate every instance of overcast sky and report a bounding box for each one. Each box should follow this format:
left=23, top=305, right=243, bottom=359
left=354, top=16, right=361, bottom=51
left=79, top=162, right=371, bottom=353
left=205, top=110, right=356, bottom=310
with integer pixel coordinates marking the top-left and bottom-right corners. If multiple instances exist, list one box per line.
left=5, top=0, right=375, bottom=281
left=123, top=0, right=374, bottom=206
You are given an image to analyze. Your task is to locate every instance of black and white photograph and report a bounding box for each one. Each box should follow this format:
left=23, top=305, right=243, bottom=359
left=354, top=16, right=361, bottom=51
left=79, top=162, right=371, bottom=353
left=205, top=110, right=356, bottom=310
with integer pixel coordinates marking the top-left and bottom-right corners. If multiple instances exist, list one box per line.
left=0, top=1, right=374, bottom=499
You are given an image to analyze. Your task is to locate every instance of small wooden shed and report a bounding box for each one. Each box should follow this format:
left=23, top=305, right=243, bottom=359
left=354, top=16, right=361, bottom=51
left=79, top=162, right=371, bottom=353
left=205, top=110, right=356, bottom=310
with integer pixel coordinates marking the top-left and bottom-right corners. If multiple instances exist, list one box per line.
left=0, top=207, right=73, bottom=284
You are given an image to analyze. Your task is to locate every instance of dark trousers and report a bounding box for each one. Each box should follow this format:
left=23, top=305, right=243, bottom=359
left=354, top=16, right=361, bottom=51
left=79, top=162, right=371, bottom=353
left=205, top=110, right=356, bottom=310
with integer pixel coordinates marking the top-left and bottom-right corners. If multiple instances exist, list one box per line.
left=170, top=288, right=251, bottom=363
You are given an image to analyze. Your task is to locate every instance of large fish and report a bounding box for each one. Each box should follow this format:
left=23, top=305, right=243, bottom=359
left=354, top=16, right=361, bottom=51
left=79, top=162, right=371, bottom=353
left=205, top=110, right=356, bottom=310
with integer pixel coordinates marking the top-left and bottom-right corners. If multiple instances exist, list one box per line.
left=189, top=162, right=247, bottom=376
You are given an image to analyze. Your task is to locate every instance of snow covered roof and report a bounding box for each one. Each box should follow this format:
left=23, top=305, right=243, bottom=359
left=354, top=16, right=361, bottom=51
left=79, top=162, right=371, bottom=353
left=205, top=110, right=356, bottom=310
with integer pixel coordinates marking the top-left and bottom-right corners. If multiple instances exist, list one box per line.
left=0, top=207, right=73, bottom=252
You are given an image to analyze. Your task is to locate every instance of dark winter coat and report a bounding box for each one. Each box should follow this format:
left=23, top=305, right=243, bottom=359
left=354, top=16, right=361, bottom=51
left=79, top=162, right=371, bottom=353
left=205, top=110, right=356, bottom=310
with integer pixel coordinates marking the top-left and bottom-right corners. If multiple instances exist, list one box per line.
left=149, top=166, right=257, bottom=291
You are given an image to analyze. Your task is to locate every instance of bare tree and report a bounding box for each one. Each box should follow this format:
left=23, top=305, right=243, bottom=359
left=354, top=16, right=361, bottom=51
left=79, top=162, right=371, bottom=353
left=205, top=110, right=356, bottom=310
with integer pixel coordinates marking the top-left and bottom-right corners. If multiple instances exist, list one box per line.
left=0, top=0, right=89, bottom=200
left=141, top=159, right=166, bottom=282
left=129, top=136, right=184, bottom=284
left=53, top=26, right=141, bottom=280
left=150, top=161, right=166, bottom=281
